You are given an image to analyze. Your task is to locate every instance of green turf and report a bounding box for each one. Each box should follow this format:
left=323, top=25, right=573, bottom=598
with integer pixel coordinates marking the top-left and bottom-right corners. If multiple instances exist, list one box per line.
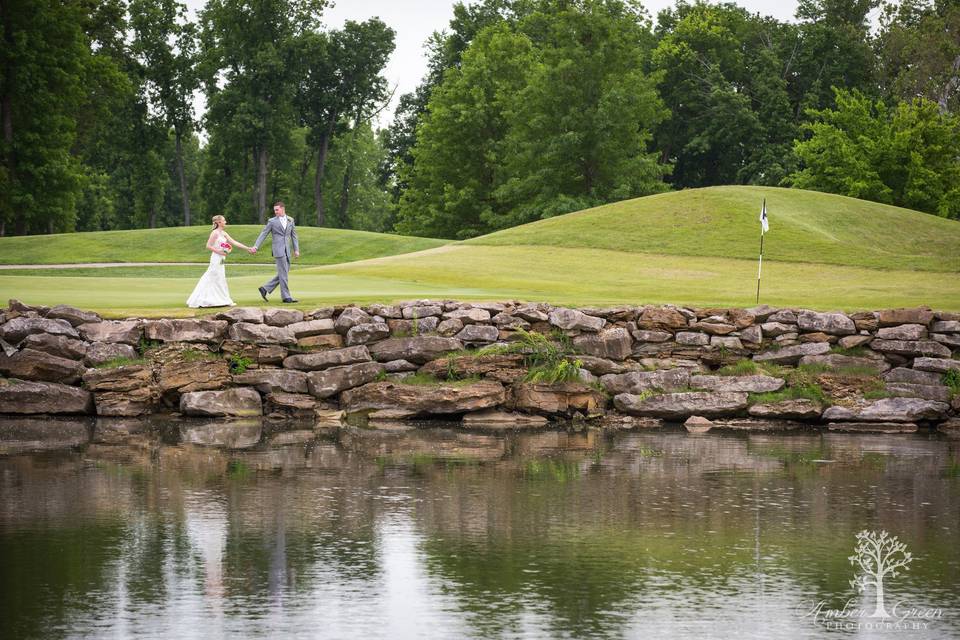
left=2, top=187, right=958, bottom=314
left=467, top=186, right=960, bottom=272
left=0, top=225, right=448, bottom=265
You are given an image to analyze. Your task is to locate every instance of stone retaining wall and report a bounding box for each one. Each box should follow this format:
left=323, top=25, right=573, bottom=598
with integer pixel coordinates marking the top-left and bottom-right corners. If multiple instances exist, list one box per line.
left=0, top=299, right=958, bottom=435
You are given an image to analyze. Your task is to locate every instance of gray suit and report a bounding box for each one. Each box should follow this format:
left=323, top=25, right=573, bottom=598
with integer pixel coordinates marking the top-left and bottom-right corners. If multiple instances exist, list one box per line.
left=254, top=215, right=299, bottom=300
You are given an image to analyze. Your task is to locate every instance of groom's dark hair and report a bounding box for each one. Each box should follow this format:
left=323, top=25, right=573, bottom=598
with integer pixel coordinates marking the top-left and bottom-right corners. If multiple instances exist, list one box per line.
left=274, top=200, right=285, bottom=208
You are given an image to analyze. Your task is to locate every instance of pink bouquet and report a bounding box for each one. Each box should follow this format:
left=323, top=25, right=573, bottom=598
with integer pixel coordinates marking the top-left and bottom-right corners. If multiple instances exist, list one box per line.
left=220, top=242, right=232, bottom=262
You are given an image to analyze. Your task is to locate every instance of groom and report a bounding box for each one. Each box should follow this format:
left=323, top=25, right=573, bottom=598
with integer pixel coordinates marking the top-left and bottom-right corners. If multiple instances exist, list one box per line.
left=252, top=201, right=300, bottom=303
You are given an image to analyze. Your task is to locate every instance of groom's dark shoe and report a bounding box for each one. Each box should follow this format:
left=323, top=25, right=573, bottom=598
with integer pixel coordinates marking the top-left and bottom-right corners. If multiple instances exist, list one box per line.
left=258, top=286, right=268, bottom=302
left=282, top=298, right=299, bottom=304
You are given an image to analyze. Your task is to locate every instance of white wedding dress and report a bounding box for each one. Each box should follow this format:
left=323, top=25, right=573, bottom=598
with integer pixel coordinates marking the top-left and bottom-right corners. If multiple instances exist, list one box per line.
left=186, top=231, right=235, bottom=308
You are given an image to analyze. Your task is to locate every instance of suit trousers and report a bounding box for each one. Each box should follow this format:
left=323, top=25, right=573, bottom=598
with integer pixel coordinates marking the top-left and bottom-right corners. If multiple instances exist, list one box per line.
left=263, top=255, right=291, bottom=299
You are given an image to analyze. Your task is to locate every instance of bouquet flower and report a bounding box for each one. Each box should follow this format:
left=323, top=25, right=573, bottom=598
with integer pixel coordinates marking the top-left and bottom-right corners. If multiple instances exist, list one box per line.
left=220, top=242, right=232, bottom=262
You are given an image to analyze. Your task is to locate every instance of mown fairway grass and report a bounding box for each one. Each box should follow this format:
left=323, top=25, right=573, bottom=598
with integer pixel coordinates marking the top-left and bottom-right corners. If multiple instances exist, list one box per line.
left=1, top=186, right=958, bottom=315
left=0, top=225, right=448, bottom=265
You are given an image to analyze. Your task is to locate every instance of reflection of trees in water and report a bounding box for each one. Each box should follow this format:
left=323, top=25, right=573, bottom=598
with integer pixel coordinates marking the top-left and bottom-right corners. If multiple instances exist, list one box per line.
left=1, top=425, right=959, bottom=637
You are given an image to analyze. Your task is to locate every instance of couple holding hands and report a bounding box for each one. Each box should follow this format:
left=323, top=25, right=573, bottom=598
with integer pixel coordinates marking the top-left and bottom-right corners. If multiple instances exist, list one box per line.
left=187, top=201, right=300, bottom=308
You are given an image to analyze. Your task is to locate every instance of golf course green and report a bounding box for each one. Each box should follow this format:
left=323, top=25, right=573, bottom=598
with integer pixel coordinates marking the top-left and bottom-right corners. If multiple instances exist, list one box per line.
left=2, top=186, right=958, bottom=316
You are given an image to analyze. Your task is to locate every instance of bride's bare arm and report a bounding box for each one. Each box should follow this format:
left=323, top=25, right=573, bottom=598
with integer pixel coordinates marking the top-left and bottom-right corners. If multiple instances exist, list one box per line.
left=223, top=232, right=248, bottom=250
left=206, top=230, right=226, bottom=256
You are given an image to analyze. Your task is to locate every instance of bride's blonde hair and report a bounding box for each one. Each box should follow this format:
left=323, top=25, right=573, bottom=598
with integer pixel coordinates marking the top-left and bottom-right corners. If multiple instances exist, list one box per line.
left=211, top=215, right=225, bottom=229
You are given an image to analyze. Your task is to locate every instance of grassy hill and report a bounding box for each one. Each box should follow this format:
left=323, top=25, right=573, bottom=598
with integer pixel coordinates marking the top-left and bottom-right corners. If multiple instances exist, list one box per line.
left=466, top=186, right=960, bottom=272
left=1, top=186, right=958, bottom=314
left=0, top=225, right=448, bottom=266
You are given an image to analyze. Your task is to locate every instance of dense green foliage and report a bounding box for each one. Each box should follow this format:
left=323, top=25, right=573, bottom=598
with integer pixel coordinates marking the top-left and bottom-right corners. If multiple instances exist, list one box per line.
left=2, top=0, right=959, bottom=241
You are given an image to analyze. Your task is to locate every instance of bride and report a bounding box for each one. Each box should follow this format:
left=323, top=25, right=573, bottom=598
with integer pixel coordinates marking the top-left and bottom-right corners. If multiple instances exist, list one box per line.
left=186, top=215, right=253, bottom=308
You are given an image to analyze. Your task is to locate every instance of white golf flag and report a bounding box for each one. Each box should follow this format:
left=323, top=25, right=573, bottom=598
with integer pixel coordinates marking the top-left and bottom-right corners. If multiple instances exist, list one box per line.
left=760, top=201, right=769, bottom=233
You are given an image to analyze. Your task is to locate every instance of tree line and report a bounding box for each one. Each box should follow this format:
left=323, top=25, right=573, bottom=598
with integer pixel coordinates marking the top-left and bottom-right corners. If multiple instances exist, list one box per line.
left=1, top=0, right=958, bottom=238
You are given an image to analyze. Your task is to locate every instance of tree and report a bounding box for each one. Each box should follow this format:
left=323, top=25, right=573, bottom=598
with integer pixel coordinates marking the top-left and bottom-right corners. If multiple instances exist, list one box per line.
left=200, top=0, right=327, bottom=223
left=0, top=0, right=89, bottom=235
left=295, top=19, right=395, bottom=226
left=877, top=0, right=960, bottom=114
left=788, top=88, right=960, bottom=218
left=849, top=529, right=913, bottom=618
left=129, top=0, right=199, bottom=226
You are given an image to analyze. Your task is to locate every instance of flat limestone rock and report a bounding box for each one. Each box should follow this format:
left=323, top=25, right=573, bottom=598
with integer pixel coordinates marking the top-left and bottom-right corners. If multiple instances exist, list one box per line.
left=144, top=319, right=228, bottom=343
left=233, top=369, right=310, bottom=394
left=306, top=362, right=385, bottom=398
left=797, top=310, right=855, bottom=335
left=180, top=387, right=263, bottom=417
left=827, top=422, right=918, bottom=433
left=613, top=391, right=748, bottom=419
left=600, top=369, right=690, bottom=395
left=340, top=380, right=506, bottom=416
left=461, top=409, right=549, bottom=430
left=1, top=316, right=79, bottom=343
left=754, top=342, right=830, bottom=364
left=748, top=399, right=822, bottom=420
left=0, top=348, right=86, bottom=385
left=870, top=339, right=951, bottom=358
left=884, top=382, right=951, bottom=403
left=283, top=345, right=372, bottom=371
left=0, top=380, right=93, bottom=414
left=822, top=397, right=949, bottom=423
left=512, top=382, right=607, bottom=416
left=368, top=336, right=464, bottom=364
left=690, top=374, right=784, bottom=393
left=78, top=320, right=142, bottom=345
left=912, top=357, right=960, bottom=374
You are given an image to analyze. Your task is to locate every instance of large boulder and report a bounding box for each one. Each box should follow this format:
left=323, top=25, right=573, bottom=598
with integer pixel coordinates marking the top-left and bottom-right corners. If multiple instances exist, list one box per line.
left=798, top=353, right=888, bottom=373
left=233, top=369, right=309, bottom=394
left=83, top=364, right=155, bottom=392
left=573, top=327, right=632, bottom=360
left=548, top=308, right=604, bottom=332
left=346, top=322, right=391, bottom=346
left=144, top=319, right=228, bottom=343
left=20, top=333, right=88, bottom=360
left=334, top=307, right=372, bottom=334
left=614, top=391, right=748, bottom=419
left=455, top=324, right=500, bottom=345
left=84, top=342, right=138, bottom=367
left=883, top=367, right=943, bottom=386
left=912, top=357, right=960, bottom=374
left=420, top=354, right=526, bottom=383
left=156, top=357, right=231, bottom=395
left=78, top=320, right=142, bottom=345
left=822, top=397, right=949, bottom=422
left=884, top=383, right=951, bottom=403
left=0, top=348, right=86, bottom=384
left=340, top=380, right=506, bottom=416
left=870, top=339, right=951, bottom=358
left=636, top=307, right=687, bottom=330
left=878, top=307, right=933, bottom=327
left=180, top=387, right=263, bottom=417
left=306, top=361, right=385, bottom=398
left=263, top=308, right=304, bottom=327
left=215, top=307, right=264, bottom=323
left=876, top=324, right=928, bottom=341
left=754, top=342, right=830, bottom=364
left=368, top=336, right=464, bottom=364
left=600, top=369, right=690, bottom=395
left=46, top=304, right=100, bottom=326
left=748, top=399, right=823, bottom=420
left=511, top=382, right=606, bottom=416
left=690, top=374, right=784, bottom=393
left=1, top=316, right=79, bottom=343
left=287, top=319, right=335, bottom=339
left=283, top=345, right=372, bottom=370
left=227, top=322, right=295, bottom=345
left=0, top=380, right=93, bottom=414
left=797, top=310, right=855, bottom=335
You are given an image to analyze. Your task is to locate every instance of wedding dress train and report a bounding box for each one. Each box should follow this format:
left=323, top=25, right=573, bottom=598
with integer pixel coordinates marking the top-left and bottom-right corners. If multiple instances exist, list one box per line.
left=186, top=232, right=235, bottom=308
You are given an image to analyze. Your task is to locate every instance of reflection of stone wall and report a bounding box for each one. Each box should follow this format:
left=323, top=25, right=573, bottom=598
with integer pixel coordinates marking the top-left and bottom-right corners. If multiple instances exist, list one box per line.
left=1, top=300, right=958, bottom=432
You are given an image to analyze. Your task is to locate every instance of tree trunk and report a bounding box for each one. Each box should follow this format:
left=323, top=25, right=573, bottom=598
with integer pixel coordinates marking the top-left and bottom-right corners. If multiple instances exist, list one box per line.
left=0, top=220, right=5, bottom=236
left=937, top=54, right=960, bottom=114
left=256, top=147, right=268, bottom=224
left=175, top=130, right=191, bottom=226
left=337, top=151, right=353, bottom=227
left=149, top=207, right=157, bottom=229
left=1, top=0, right=15, bottom=232
left=315, top=134, right=330, bottom=227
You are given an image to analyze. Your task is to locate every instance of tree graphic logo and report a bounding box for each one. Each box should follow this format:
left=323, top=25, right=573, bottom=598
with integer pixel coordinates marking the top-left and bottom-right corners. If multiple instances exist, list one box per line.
left=849, top=529, right=913, bottom=618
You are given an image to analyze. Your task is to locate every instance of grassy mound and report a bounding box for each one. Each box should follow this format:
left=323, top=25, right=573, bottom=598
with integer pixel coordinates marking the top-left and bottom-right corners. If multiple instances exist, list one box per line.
left=466, top=186, right=960, bottom=272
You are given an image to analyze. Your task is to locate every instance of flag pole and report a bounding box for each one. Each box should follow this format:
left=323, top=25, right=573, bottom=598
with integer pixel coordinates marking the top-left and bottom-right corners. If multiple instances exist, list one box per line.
left=756, top=198, right=765, bottom=304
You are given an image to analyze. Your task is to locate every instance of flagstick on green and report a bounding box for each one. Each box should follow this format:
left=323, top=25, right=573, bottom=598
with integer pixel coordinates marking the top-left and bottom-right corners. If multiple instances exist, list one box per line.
left=756, top=198, right=768, bottom=304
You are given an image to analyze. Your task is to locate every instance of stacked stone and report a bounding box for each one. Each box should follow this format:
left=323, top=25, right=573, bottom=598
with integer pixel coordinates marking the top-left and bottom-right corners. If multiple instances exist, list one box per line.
left=0, top=299, right=957, bottom=433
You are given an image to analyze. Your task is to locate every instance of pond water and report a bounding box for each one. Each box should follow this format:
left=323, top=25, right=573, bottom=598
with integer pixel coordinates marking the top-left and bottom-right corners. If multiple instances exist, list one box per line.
left=1, top=419, right=958, bottom=639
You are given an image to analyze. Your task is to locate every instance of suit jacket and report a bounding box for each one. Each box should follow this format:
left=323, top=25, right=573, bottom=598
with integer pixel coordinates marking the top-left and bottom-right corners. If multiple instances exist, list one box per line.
left=254, top=216, right=299, bottom=258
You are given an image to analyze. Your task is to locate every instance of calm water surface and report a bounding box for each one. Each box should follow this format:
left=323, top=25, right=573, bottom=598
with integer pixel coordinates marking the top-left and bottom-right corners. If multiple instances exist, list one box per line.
left=1, top=418, right=958, bottom=639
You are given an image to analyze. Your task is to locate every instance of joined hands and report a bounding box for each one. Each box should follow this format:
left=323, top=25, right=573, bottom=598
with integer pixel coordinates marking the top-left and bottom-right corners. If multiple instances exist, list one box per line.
left=248, top=247, right=257, bottom=254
